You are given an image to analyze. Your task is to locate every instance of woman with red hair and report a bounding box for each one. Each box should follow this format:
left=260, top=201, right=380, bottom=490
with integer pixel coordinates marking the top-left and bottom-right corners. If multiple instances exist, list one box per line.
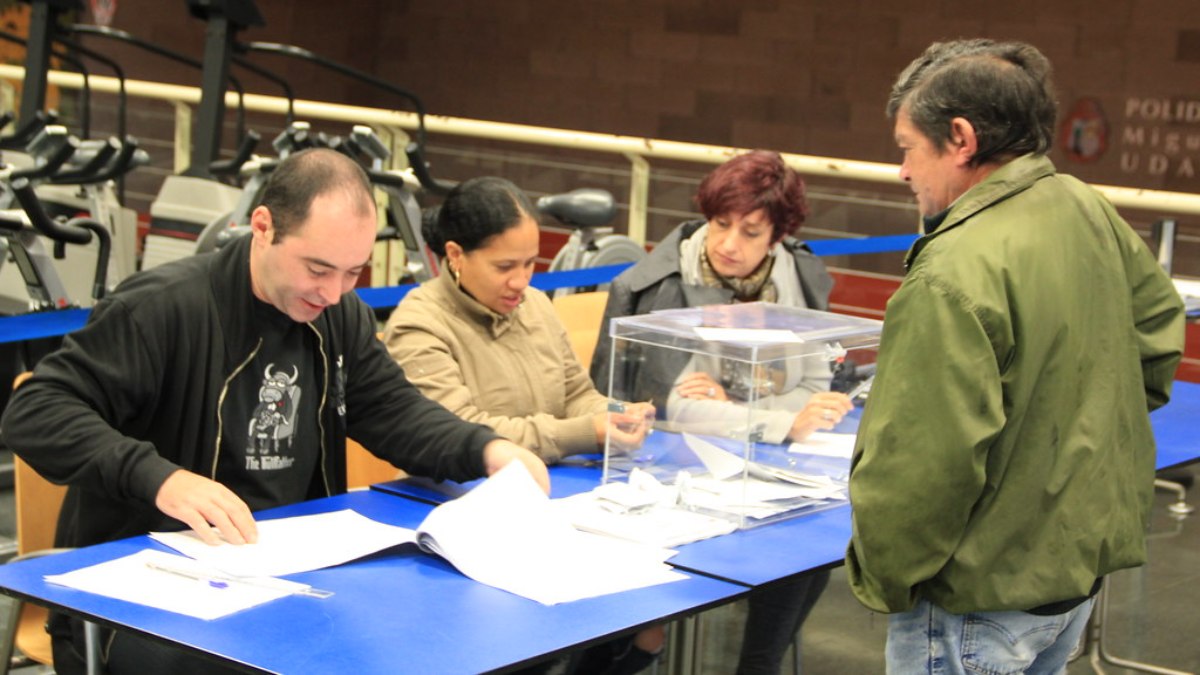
left=589, top=150, right=850, bottom=674
left=592, top=150, right=852, bottom=445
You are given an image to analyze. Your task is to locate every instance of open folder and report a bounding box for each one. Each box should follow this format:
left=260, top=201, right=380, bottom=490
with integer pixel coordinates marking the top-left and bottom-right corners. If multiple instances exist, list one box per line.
left=409, top=460, right=686, bottom=605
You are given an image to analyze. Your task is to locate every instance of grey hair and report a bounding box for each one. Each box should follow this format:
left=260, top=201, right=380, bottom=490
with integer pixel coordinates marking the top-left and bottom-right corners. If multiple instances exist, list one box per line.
left=887, top=39, right=1057, bottom=166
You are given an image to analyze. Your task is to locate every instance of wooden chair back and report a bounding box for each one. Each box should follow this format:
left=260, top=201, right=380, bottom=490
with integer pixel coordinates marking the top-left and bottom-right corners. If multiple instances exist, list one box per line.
left=7, top=372, right=62, bottom=668
left=551, top=291, right=609, bottom=366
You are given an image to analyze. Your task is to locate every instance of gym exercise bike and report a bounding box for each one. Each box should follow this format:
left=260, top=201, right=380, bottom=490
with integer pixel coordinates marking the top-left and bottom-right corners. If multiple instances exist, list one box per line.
left=539, top=187, right=646, bottom=297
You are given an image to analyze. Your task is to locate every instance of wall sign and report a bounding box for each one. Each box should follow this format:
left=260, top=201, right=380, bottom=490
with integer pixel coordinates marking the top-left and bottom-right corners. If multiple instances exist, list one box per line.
left=1120, top=97, right=1200, bottom=180
left=1061, top=98, right=1108, bottom=163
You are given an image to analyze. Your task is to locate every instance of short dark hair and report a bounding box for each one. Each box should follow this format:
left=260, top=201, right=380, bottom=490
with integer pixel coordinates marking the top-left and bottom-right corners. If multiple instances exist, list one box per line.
left=423, top=176, right=536, bottom=257
left=886, top=39, right=1057, bottom=166
left=258, top=148, right=374, bottom=242
left=695, top=150, right=809, bottom=242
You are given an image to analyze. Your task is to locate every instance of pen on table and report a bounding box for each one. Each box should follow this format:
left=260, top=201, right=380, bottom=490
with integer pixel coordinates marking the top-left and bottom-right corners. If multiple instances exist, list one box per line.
left=144, top=561, right=334, bottom=598
left=145, top=561, right=230, bottom=588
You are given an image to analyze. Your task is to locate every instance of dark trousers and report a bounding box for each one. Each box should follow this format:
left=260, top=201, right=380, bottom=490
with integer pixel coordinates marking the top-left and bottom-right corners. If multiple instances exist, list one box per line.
left=736, top=569, right=831, bottom=675
left=51, top=615, right=246, bottom=675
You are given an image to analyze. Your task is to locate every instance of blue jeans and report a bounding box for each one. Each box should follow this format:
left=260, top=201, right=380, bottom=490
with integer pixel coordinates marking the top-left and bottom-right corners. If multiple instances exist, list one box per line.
left=885, top=597, right=1095, bottom=675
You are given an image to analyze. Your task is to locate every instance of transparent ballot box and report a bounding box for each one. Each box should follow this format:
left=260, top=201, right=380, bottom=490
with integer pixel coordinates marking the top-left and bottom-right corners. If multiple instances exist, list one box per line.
left=601, top=302, right=882, bottom=529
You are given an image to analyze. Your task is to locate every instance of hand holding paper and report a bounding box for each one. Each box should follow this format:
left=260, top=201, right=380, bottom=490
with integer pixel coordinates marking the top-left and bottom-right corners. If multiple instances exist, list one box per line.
left=483, top=439, right=550, bottom=494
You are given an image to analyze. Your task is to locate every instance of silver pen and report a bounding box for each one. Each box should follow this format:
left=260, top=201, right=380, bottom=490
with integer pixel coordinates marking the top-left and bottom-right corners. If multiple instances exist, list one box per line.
left=144, top=561, right=333, bottom=599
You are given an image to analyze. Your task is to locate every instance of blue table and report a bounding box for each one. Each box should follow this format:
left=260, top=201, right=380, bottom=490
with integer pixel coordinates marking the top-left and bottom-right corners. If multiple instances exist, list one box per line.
left=1152, top=380, right=1200, bottom=471
left=375, top=448, right=853, bottom=587
left=666, top=378, right=1200, bottom=582
left=0, top=490, right=746, bottom=674
left=5, top=382, right=1194, bottom=674
left=373, top=379, right=1200, bottom=587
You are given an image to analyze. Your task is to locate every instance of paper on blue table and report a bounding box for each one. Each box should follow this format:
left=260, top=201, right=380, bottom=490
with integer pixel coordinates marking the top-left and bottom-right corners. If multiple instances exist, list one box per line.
left=554, top=474, right=738, bottom=548
left=788, top=431, right=857, bottom=459
left=151, top=462, right=686, bottom=606
left=44, top=549, right=305, bottom=620
left=677, top=433, right=845, bottom=518
left=151, top=509, right=418, bottom=578
left=1175, top=278, right=1200, bottom=316
left=684, top=433, right=838, bottom=490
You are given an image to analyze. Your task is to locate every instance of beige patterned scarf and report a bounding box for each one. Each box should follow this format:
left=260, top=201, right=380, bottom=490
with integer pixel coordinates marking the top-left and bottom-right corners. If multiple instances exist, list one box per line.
left=698, top=245, right=778, bottom=303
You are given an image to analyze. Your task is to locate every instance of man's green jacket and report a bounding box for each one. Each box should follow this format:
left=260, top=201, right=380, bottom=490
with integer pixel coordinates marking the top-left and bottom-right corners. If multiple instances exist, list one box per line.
left=847, top=154, right=1186, bottom=614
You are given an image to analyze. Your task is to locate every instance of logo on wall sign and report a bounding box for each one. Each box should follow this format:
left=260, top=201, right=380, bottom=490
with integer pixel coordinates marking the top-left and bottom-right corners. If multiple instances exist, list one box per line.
left=87, top=0, right=117, bottom=27
left=1061, top=98, right=1108, bottom=163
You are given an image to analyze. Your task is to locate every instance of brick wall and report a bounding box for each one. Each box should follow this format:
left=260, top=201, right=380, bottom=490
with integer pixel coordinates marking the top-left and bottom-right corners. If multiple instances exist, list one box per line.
left=31, top=0, right=1194, bottom=279
left=8, top=1, right=1197, bottom=374
left=74, top=1, right=1200, bottom=190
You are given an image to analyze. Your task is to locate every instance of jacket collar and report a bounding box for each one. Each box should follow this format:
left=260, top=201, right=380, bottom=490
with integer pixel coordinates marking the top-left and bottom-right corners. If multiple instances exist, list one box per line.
left=208, top=235, right=264, bottom=367
left=905, top=154, right=1057, bottom=269
left=432, top=259, right=521, bottom=338
left=618, top=219, right=701, bottom=293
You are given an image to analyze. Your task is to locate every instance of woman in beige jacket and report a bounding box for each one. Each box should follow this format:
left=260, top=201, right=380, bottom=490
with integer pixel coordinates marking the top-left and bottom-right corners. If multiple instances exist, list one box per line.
left=384, top=176, right=652, bottom=464
left=384, top=177, right=662, bottom=674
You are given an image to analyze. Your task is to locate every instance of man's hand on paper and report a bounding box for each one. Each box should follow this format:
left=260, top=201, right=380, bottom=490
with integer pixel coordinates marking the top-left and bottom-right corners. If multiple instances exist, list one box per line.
left=155, top=469, right=258, bottom=545
left=788, top=392, right=854, bottom=441
left=483, top=439, right=550, bottom=494
left=676, top=372, right=728, bottom=401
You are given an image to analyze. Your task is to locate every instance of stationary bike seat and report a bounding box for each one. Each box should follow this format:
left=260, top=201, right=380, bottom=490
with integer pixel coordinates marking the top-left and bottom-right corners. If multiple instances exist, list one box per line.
left=537, top=188, right=616, bottom=228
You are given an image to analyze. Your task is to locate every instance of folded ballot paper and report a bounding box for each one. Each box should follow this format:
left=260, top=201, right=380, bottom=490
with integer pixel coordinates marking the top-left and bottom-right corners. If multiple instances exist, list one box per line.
left=678, top=433, right=845, bottom=520
left=46, top=461, right=684, bottom=616
left=555, top=433, right=851, bottom=542
left=552, top=470, right=738, bottom=548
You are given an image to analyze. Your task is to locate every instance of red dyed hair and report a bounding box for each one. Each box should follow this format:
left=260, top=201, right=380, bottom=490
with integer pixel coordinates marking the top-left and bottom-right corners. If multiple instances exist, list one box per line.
left=695, top=151, right=809, bottom=242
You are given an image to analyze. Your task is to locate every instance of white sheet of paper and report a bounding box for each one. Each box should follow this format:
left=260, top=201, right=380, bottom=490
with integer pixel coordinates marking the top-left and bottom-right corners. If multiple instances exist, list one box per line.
left=1174, top=278, right=1200, bottom=298
left=688, top=474, right=840, bottom=503
left=553, top=492, right=738, bottom=548
left=682, top=433, right=746, bottom=480
left=676, top=433, right=845, bottom=517
left=682, top=476, right=842, bottom=518
left=44, top=549, right=303, bottom=620
left=151, top=509, right=417, bottom=578
left=788, top=432, right=858, bottom=459
left=416, top=461, right=686, bottom=605
left=692, top=327, right=802, bottom=344
left=683, top=433, right=835, bottom=487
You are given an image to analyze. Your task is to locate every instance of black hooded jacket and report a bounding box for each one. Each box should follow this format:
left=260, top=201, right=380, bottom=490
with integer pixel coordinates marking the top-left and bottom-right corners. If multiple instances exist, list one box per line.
left=2, top=235, right=498, bottom=548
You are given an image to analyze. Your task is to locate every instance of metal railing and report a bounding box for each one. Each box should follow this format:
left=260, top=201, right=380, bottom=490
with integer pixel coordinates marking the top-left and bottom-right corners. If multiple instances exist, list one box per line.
left=4, top=64, right=1200, bottom=250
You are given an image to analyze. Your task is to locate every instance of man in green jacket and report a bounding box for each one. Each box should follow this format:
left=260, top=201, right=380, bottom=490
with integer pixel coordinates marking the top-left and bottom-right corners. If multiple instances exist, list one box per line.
left=846, top=39, right=1185, bottom=673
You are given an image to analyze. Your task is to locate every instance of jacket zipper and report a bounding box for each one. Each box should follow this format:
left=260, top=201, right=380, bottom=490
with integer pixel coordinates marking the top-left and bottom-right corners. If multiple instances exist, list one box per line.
left=213, top=339, right=263, bottom=479
left=308, top=322, right=332, bottom=497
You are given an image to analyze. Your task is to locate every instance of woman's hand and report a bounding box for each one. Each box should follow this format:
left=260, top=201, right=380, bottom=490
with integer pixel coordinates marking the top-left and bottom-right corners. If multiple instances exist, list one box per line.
left=676, top=372, right=728, bottom=401
left=788, top=392, right=854, bottom=441
left=594, top=401, right=656, bottom=451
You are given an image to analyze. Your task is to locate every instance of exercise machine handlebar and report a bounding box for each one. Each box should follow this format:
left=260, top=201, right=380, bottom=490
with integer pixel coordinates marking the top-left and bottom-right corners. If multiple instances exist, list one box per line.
left=11, top=176, right=111, bottom=300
